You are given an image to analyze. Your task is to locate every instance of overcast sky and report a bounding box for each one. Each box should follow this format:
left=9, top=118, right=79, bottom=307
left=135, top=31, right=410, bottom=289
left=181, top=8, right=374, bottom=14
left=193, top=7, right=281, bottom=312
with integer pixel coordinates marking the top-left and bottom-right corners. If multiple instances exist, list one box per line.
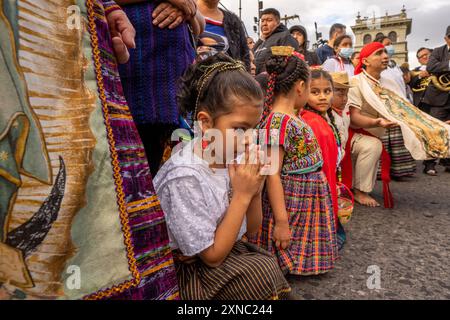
left=220, top=0, right=450, bottom=68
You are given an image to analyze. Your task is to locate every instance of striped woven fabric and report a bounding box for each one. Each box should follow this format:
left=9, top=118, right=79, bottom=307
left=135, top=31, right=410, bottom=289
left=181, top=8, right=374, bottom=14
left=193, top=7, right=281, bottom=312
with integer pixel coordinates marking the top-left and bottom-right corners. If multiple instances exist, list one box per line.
left=379, top=126, right=416, bottom=179
left=90, top=0, right=179, bottom=300
left=175, top=241, right=291, bottom=300
left=102, top=0, right=122, bottom=14
left=248, top=172, right=339, bottom=276
left=118, top=2, right=195, bottom=125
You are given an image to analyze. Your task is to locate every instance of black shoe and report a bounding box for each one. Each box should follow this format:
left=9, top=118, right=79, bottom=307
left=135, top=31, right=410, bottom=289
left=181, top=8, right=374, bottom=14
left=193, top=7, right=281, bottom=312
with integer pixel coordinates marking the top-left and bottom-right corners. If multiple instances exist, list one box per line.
left=423, top=164, right=437, bottom=176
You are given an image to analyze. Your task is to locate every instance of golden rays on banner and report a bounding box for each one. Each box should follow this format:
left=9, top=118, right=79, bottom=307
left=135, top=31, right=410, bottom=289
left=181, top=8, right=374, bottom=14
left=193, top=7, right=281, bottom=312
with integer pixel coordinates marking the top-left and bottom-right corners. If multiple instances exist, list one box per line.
left=1, top=0, right=96, bottom=298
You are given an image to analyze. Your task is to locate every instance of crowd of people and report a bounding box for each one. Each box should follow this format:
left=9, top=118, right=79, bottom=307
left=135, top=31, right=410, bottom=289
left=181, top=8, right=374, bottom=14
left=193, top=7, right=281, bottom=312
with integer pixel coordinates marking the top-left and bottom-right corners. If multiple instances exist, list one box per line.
left=96, top=1, right=450, bottom=300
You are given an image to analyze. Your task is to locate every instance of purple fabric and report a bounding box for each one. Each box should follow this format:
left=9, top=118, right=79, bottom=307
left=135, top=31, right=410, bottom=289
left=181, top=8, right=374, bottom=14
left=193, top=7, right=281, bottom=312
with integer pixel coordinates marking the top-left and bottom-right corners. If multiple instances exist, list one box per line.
left=89, top=0, right=179, bottom=300
left=118, top=2, right=195, bottom=125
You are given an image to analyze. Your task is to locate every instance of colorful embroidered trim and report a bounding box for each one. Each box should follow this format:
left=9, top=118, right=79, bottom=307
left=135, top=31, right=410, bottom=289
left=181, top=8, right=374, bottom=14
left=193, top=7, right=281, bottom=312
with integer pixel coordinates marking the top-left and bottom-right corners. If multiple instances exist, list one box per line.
left=83, top=0, right=140, bottom=300
left=102, top=0, right=122, bottom=15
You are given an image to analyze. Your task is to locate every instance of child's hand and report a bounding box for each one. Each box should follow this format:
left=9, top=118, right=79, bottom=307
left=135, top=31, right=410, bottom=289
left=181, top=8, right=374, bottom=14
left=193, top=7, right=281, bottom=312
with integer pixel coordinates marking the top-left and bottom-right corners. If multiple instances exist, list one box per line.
left=273, top=222, right=291, bottom=250
left=229, top=145, right=266, bottom=199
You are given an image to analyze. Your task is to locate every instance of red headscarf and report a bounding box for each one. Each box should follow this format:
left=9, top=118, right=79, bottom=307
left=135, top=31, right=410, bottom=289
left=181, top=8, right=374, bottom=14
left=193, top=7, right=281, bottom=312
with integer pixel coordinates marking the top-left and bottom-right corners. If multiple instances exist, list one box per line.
left=355, top=42, right=385, bottom=75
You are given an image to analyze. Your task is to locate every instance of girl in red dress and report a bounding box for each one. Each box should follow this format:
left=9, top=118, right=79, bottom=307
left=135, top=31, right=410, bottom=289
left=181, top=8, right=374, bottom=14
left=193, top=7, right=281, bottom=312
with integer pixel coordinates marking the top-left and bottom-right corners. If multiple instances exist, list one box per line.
left=300, top=69, right=346, bottom=249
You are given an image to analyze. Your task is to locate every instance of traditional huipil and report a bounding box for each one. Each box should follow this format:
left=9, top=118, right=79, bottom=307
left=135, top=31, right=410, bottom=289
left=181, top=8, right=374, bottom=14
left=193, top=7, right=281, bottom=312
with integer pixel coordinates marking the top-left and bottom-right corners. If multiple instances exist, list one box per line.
left=248, top=112, right=339, bottom=275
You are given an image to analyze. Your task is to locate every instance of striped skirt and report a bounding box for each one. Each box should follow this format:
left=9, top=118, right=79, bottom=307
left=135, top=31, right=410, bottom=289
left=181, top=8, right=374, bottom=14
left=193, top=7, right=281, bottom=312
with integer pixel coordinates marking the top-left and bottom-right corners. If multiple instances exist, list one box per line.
left=379, top=126, right=416, bottom=178
left=174, top=241, right=291, bottom=300
left=248, top=171, right=339, bottom=276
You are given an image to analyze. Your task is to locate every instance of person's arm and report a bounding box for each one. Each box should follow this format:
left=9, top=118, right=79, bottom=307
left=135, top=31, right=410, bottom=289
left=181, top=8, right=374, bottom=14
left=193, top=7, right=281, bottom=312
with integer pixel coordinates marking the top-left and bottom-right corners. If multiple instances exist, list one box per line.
left=349, top=106, right=397, bottom=129
left=200, top=146, right=265, bottom=267
left=103, top=2, right=136, bottom=64
left=427, top=47, right=450, bottom=74
left=245, top=192, right=263, bottom=236
left=188, top=10, right=205, bottom=36
left=310, top=51, right=321, bottom=67
left=315, top=47, right=324, bottom=64
left=409, top=74, right=422, bottom=88
left=199, top=193, right=252, bottom=267
left=265, top=146, right=290, bottom=250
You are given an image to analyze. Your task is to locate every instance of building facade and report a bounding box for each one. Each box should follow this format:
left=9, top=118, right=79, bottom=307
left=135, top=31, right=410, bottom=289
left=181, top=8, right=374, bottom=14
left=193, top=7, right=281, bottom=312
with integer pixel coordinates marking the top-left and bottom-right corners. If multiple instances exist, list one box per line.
left=351, top=7, right=412, bottom=65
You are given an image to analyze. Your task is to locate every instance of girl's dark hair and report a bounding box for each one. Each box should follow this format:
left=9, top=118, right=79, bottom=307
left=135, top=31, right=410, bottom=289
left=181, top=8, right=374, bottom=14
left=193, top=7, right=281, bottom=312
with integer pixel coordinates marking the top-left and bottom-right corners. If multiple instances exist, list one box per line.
left=351, top=51, right=360, bottom=60
left=333, top=35, right=352, bottom=50
left=262, top=54, right=310, bottom=119
left=177, top=53, right=263, bottom=120
left=374, top=35, right=390, bottom=44
left=400, top=66, right=411, bottom=76
left=305, top=69, right=341, bottom=147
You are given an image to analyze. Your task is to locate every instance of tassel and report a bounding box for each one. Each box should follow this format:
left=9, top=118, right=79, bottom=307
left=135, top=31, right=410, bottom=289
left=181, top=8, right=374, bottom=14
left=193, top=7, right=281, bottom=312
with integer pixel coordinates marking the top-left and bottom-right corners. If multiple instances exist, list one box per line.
left=379, top=142, right=394, bottom=209
left=383, top=181, right=394, bottom=209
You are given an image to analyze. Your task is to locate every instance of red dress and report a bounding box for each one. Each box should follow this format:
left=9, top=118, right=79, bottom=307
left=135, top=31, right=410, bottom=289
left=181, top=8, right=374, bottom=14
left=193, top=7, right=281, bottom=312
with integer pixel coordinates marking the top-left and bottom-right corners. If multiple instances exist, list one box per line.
left=301, top=110, right=339, bottom=228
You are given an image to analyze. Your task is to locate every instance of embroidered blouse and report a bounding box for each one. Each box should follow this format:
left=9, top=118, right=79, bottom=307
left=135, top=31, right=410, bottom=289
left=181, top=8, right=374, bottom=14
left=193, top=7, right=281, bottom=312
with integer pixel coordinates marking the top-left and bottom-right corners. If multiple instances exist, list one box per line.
left=153, top=140, right=247, bottom=257
left=260, top=112, right=323, bottom=175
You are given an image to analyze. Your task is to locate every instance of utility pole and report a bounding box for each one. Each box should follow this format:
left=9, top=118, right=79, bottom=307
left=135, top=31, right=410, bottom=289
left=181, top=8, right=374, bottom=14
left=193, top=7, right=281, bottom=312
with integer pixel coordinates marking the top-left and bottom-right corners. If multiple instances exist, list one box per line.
left=280, top=14, right=300, bottom=27
left=313, top=22, right=325, bottom=49
left=257, top=0, right=263, bottom=18
left=239, top=0, right=242, bottom=19
left=253, top=1, right=264, bottom=36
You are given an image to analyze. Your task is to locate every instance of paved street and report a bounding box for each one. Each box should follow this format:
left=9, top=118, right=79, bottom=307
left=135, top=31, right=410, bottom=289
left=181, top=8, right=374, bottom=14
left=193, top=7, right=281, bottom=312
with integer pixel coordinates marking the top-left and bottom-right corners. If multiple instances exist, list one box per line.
left=289, top=163, right=450, bottom=300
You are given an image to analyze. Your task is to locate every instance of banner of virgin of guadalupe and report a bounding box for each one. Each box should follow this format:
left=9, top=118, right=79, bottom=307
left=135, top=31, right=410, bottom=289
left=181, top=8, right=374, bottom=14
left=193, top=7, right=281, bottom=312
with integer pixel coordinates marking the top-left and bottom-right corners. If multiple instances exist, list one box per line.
left=350, top=70, right=450, bottom=160
left=0, top=0, right=178, bottom=300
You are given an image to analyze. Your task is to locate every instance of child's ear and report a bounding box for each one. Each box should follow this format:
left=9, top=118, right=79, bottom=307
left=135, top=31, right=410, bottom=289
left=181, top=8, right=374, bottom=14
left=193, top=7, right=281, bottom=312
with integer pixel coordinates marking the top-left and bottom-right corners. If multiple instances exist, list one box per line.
left=295, top=80, right=305, bottom=96
left=197, top=111, right=214, bottom=133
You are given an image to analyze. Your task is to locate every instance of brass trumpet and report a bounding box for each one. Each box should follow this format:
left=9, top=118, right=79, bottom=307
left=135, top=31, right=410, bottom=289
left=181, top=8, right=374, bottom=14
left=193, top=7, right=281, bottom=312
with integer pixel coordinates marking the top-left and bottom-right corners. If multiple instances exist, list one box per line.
left=411, top=71, right=450, bottom=93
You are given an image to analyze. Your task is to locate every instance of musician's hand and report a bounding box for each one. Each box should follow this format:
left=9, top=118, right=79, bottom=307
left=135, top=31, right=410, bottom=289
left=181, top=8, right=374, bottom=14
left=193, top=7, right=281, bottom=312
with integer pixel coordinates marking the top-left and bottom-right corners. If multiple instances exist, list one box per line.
left=419, top=70, right=430, bottom=78
left=376, top=118, right=398, bottom=128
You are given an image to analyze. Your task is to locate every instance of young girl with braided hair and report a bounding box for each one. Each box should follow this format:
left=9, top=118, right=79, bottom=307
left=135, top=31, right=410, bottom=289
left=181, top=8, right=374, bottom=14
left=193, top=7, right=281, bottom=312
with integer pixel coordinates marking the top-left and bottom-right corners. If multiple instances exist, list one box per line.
left=301, top=69, right=347, bottom=250
left=153, top=53, right=290, bottom=300
left=248, top=47, right=338, bottom=276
